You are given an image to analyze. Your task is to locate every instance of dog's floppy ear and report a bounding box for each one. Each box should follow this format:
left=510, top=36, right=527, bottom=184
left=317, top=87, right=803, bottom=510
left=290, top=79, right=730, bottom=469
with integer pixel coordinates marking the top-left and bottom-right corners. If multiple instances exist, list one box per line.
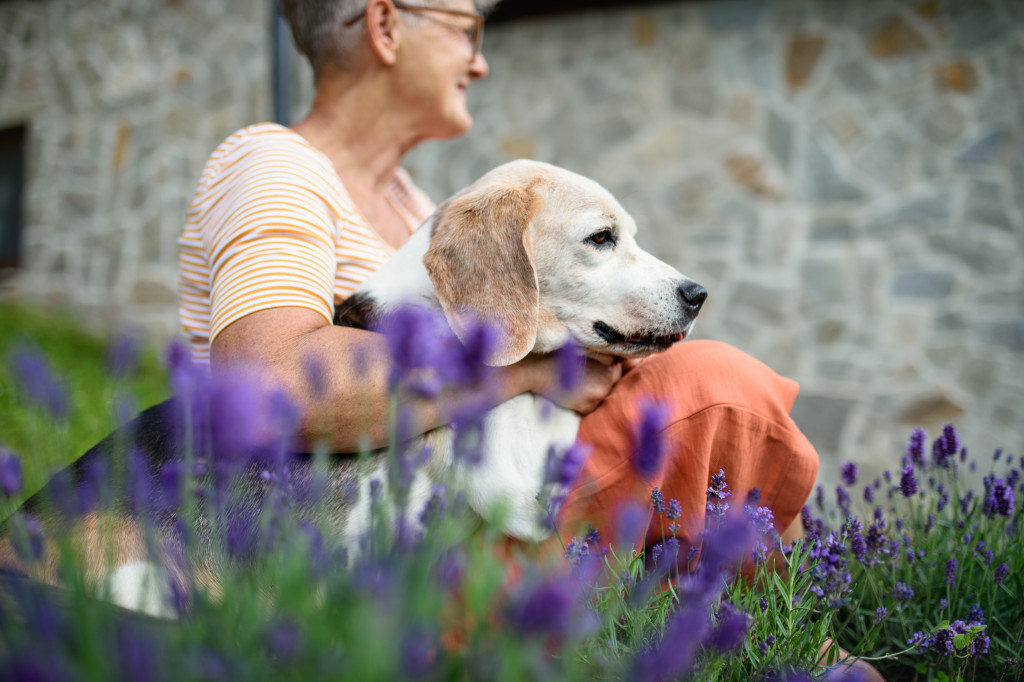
left=424, top=183, right=543, bottom=366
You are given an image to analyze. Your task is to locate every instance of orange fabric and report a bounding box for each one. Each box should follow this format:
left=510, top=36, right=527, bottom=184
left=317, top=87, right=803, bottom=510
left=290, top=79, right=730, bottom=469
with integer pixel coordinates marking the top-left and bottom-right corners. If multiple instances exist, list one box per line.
left=558, top=340, right=819, bottom=555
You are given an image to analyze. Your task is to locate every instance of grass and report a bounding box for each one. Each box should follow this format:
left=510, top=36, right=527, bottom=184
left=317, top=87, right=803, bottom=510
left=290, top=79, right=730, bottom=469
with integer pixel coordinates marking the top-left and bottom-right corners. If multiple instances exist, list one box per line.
left=0, top=300, right=168, bottom=515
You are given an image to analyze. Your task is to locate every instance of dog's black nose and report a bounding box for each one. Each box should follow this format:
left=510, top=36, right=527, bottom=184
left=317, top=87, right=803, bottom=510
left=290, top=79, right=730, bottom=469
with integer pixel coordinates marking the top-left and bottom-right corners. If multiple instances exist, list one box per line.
left=678, top=281, right=707, bottom=311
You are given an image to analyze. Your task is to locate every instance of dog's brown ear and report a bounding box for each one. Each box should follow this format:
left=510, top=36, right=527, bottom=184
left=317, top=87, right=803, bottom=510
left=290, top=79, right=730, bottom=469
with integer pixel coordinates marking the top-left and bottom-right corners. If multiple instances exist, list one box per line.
left=424, top=184, right=542, bottom=366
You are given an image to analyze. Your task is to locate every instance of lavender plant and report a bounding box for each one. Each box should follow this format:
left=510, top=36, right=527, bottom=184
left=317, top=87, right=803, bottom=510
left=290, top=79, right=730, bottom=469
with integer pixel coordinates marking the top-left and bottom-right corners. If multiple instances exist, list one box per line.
left=1, top=315, right=1021, bottom=681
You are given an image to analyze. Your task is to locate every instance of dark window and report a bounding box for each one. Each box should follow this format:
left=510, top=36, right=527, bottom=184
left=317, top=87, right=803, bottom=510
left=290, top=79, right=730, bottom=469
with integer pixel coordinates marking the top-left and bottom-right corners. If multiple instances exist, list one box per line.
left=0, top=125, right=26, bottom=271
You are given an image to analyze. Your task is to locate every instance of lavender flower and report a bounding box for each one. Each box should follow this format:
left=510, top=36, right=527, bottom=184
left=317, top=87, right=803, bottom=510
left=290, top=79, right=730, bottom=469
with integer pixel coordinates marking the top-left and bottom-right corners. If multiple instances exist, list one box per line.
left=863, top=485, right=874, bottom=503
left=650, top=486, right=666, bottom=514
left=939, top=598, right=948, bottom=610
left=666, top=498, right=682, bottom=521
left=840, top=462, right=858, bottom=486
left=967, top=604, right=985, bottom=624
left=932, top=423, right=960, bottom=469
left=944, top=558, right=958, bottom=587
left=400, top=626, right=437, bottom=677
left=982, top=476, right=1014, bottom=517
left=874, top=606, right=888, bottom=623
left=545, top=442, right=590, bottom=487
left=8, top=344, right=68, bottom=420
left=745, top=488, right=761, bottom=505
left=632, top=399, right=669, bottom=478
left=912, top=620, right=989, bottom=657
left=418, top=486, right=448, bottom=527
left=899, top=464, right=918, bottom=498
left=553, top=339, right=583, bottom=393
left=106, top=331, right=141, bottom=377
left=835, top=485, right=850, bottom=516
left=757, top=635, right=775, bottom=655
left=706, top=469, right=731, bottom=522
left=759, top=597, right=768, bottom=613
left=994, top=563, right=1008, bottom=584
left=707, top=602, right=751, bottom=652
left=906, top=427, right=926, bottom=466
left=613, top=501, right=647, bottom=549
left=892, top=582, right=914, bottom=601
left=505, top=575, right=575, bottom=639
left=0, top=449, right=22, bottom=498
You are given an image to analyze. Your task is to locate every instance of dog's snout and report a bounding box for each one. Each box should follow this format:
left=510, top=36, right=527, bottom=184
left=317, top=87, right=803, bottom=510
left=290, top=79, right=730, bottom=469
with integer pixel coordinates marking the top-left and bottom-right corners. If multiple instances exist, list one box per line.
left=678, top=281, right=707, bottom=311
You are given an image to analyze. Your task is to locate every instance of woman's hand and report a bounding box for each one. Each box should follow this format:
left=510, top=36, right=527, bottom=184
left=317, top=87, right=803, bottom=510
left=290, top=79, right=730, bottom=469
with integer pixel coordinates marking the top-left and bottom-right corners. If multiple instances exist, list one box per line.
left=511, top=353, right=624, bottom=416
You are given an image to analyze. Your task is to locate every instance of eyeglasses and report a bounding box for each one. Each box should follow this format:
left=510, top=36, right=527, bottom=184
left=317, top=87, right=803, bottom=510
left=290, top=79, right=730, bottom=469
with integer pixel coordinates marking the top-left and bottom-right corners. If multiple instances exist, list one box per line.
left=343, top=2, right=484, bottom=59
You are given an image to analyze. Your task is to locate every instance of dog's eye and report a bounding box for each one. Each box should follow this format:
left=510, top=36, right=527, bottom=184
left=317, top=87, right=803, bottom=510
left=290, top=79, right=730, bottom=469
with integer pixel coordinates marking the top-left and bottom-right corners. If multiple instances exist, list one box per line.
left=587, top=229, right=616, bottom=248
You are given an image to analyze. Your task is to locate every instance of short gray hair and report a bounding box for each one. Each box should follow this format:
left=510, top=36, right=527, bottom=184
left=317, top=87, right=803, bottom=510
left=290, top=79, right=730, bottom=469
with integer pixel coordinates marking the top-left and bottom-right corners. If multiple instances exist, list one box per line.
left=279, top=0, right=500, bottom=78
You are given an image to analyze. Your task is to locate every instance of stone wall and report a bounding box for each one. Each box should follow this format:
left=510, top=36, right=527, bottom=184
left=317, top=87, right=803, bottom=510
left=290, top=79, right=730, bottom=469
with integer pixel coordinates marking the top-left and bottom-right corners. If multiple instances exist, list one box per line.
left=1, top=0, right=1022, bottom=483
left=0, top=0, right=270, bottom=339
left=402, top=0, right=1024, bottom=482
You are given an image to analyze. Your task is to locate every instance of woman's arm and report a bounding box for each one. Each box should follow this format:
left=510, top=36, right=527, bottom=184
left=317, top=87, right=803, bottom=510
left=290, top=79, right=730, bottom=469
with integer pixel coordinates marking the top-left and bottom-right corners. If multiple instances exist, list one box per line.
left=212, top=306, right=622, bottom=452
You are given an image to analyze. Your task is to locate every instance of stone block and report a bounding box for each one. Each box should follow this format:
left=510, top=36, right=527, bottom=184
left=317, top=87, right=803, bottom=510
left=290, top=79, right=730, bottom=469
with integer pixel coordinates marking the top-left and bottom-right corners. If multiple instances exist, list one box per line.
left=765, top=105, right=792, bottom=169
left=731, top=280, right=790, bottom=323
left=800, top=135, right=865, bottom=204
left=956, top=128, right=1009, bottom=165
left=896, top=392, right=965, bottom=426
left=699, top=0, right=767, bottom=32
left=951, top=3, right=1005, bottom=51
left=918, top=102, right=967, bottom=146
left=785, top=33, right=826, bottom=91
left=834, top=61, right=879, bottom=93
left=934, top=60, right=978, bottom=93
left=864, top=13, right=928, bottom=59
left=976, top=320, right=1024, bottom=352
left=865, top=191, right=952, bottom=234
left=801, top=259, right=847, bottom=307
left=964, top=178, right=1015, bottom=232
left=809, top=215, right=853, bottom=242
left=669, top=76, right=717, bottom=118
left=891, top=270, right=956, bottom=299
left=957, top=355, right=1002, bottom=398
left=790, top=393, right=856, bottom=454
left=930, top=233, right=1016, bottom=275
left=723, top=153, right=782, bottom=200
left=131, top=271, right=177, bottom=305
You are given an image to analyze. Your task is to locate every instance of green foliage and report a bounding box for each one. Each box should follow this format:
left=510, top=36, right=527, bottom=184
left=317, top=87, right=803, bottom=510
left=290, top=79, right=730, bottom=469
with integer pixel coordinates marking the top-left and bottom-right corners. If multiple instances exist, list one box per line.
left=0, top=301, right=167, bottom=515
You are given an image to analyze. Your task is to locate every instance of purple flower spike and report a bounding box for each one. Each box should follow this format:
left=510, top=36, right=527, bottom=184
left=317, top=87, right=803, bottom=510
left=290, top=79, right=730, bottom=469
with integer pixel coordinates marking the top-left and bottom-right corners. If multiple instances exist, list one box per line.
left=505, top=576, right=573, bottom=638
left=547, top=442, right=590, bottom=487
left=840, top=462, right=858, bottom=486
left=613, top=501, right=648, bottom=550
left=932, top=423, right=960, bottom=469
left=906, top=427, right=927, bottom=466
left=873, top=606, right=888, bottom=623
left=0, top=449, right=23, bottom=498
left=650, top=487, right=666, bottom=514
left=632, top=399, right=670, bottom=478
left=707, top=602, right=751, bottom=652
left=553, top=339, right=583, bottom=392
left=993, top=563, right=1008, bottom=584
left=899, top=464, right=918, bottom=498
left=892, top=582, right=914, bottom=601
left=107, top=331, right=141, bottom=377
left=945, top=558, right=958, bottom=586
left=666, top=498, right=682, bottom=521
left=8, top=344, right=69, bottom=420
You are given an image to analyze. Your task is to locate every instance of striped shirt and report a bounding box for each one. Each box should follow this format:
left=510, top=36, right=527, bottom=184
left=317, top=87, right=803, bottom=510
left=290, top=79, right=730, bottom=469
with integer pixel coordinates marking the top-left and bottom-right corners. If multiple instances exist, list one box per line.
left=178, top=123, right=434, bottom=363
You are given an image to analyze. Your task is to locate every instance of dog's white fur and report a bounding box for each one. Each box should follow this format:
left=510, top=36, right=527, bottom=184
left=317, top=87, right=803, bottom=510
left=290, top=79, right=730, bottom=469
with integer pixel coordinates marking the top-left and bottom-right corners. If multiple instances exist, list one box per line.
left=99, top=160, right=705, bottom=613
left=339, top=160, right=703, bottom=544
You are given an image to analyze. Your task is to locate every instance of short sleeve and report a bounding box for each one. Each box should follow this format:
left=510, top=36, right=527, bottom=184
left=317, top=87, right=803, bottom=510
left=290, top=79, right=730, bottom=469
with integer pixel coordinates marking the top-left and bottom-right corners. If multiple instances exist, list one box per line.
left=201, top=140, right=340, bottom=342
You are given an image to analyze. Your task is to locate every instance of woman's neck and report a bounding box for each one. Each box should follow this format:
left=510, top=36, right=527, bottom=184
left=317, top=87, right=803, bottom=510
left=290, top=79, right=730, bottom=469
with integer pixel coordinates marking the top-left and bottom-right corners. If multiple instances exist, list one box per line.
left=290, top=71, right=422, bottom=199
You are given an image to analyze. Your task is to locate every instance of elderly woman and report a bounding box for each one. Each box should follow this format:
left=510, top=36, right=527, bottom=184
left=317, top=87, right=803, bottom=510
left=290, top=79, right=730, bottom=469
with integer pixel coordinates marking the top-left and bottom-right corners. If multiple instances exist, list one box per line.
left=178, top=0, right=818, bottom=561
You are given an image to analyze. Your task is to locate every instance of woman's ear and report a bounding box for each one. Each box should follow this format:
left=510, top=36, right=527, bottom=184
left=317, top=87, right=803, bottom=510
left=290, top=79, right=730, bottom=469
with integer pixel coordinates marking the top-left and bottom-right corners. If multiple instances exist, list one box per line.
left=424, top=183, right=544, bottom=367
left=364, top=0, right=401, bottom=65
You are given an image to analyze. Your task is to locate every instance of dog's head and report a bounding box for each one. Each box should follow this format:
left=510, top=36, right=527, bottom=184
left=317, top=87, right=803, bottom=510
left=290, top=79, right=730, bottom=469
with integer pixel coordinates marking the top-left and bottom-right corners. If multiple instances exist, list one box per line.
left=424, top=160, right=706, bottom=366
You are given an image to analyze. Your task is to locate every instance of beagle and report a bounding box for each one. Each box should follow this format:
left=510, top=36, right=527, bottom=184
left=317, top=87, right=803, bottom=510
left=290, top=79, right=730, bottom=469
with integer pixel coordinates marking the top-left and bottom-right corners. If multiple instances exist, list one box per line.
left=0, top=160, right=706, bottom=616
